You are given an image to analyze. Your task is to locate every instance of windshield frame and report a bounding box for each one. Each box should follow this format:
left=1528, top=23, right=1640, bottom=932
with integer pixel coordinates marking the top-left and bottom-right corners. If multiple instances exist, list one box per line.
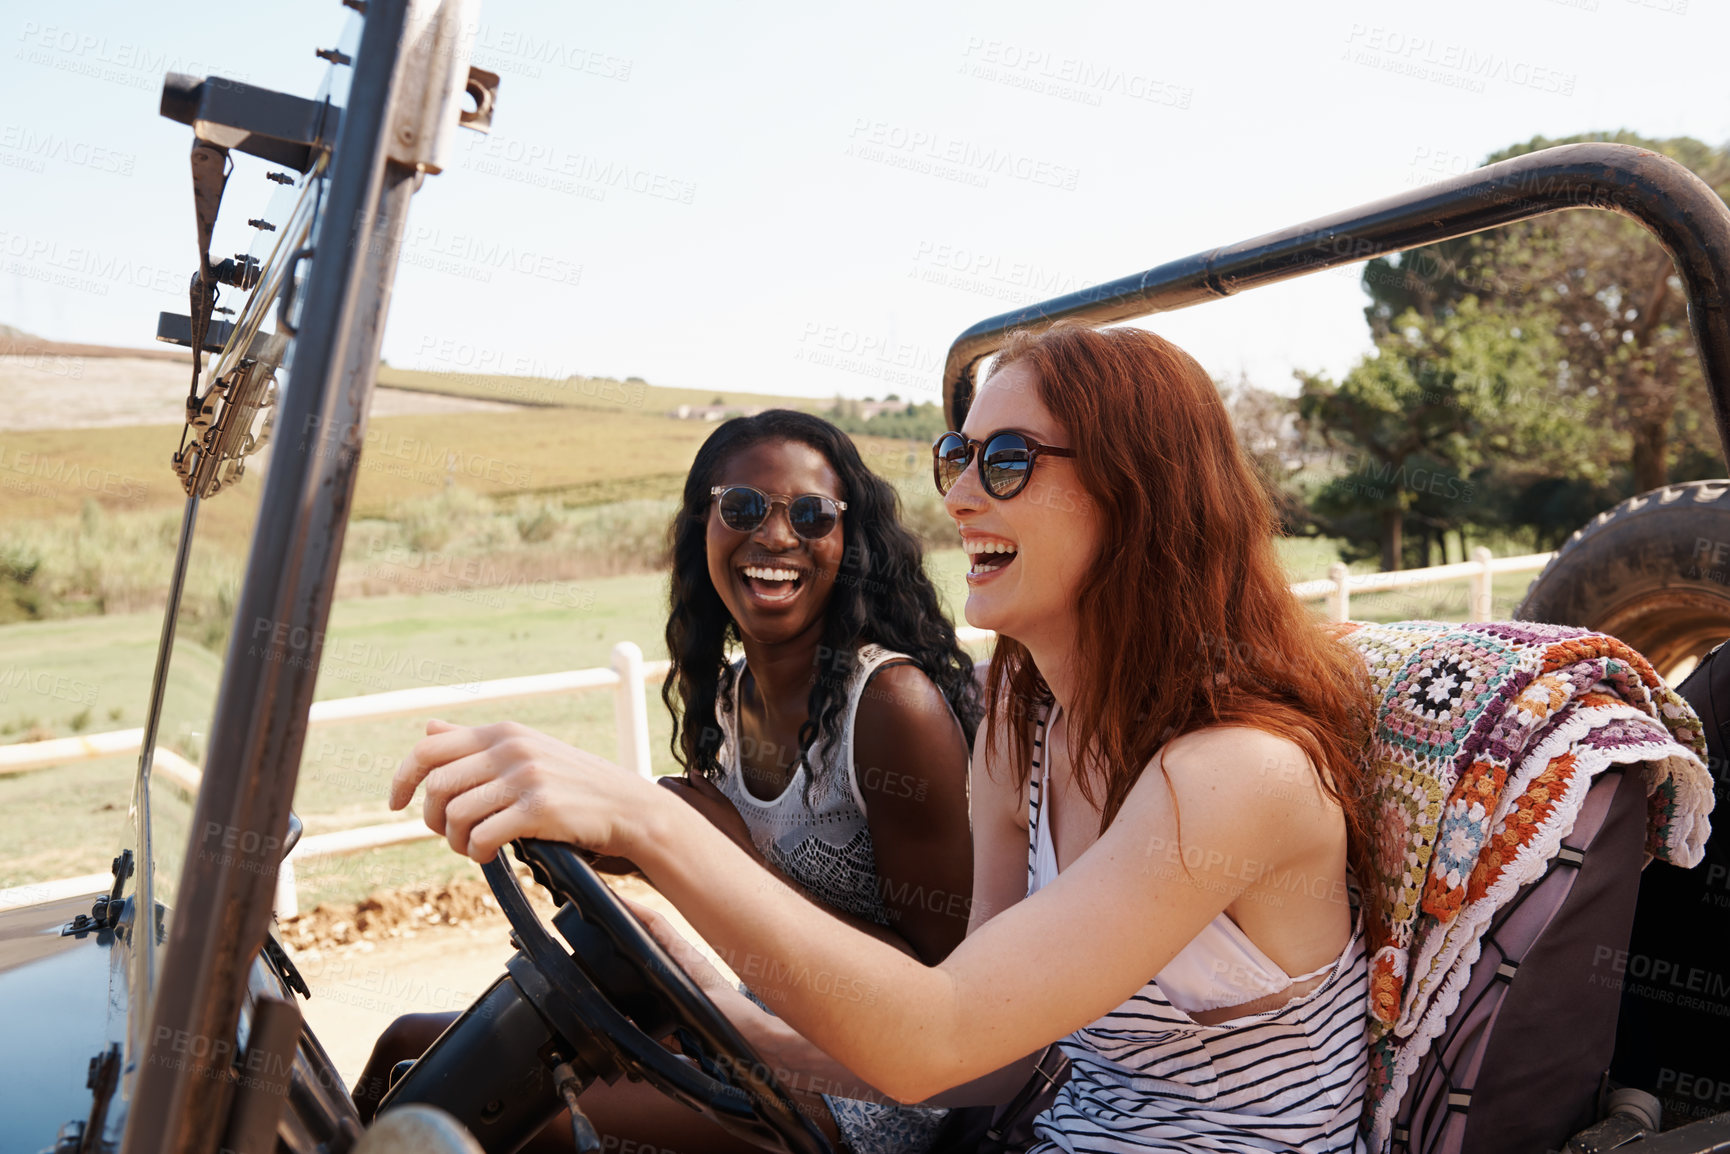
left=121, top=1, right=415, bottom=1148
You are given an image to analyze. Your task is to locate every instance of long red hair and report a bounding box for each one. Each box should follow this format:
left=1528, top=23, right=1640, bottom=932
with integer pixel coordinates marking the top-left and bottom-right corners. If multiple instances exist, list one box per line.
left=983, top=324, right=1375, bottom=880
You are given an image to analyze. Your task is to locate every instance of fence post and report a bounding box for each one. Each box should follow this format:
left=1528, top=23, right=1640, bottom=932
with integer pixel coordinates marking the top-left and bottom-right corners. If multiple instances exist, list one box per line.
left=611, top=641, right=653, bottom=778
left=1470, top=546, right=1495, bottom=621
left=274, top=855, right=299, bottom=920
left=1327, top=562, right=1350, bottom=622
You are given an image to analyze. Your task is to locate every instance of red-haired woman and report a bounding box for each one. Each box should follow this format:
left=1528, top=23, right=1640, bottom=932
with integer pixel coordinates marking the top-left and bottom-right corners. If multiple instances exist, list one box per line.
left=393, top=324, right=1378, bottom=1152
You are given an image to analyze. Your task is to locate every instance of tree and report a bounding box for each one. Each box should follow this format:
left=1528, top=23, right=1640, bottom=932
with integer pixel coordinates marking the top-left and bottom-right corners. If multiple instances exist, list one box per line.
left=1298, top=298, right=1574, bottom=569
left=821, top=398, right=945, bottom=441
left=1360, top=131, right=1730, bottom=493
left=1217, top=372, right=1311, bottom=536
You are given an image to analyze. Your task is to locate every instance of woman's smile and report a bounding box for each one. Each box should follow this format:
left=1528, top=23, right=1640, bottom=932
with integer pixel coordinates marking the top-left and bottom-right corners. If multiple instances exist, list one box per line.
left=737, top=557, right=812, bottom=606
left=963, top=535, right=1019, bottom=584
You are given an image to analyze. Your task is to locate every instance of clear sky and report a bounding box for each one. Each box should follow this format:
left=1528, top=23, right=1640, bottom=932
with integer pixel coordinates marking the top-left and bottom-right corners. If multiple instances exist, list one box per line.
left=2, top=0, right=1725, bottom=402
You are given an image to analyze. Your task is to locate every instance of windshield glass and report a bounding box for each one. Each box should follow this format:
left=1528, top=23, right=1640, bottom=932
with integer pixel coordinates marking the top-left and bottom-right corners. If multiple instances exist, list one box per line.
left=136, top=15, right=356, bottom=1005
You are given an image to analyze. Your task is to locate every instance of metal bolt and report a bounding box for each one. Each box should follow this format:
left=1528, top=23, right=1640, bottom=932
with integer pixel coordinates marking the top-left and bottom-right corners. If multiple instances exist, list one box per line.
left=397, top=126, right=415, bottom=144
left=266, top=171, right=294, bottom=185
left=248, top=219, right=277, bottom=232
left=316, top=47, right=352, bottom=66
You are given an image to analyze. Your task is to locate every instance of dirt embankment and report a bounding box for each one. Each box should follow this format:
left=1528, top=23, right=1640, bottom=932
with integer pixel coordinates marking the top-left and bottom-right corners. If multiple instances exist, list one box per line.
left=277, top=876, right=534, bottom=953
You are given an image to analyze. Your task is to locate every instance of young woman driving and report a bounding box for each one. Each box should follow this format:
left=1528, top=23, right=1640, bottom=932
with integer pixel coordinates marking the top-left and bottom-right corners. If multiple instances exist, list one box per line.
left=364, top=411, right=982, bottom=1154
left=392, top=328, right=1377, bottom=1152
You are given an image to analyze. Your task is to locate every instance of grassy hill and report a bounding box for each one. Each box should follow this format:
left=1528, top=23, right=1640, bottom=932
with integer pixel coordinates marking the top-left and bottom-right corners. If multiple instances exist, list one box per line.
left=0, top=362, right=937, bottom=631
left=375, top=364, right=821, bottom=416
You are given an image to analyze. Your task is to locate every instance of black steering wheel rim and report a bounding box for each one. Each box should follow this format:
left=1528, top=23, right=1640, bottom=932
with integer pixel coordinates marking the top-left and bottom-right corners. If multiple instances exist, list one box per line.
left=484, top=838, right=833, bottom=1154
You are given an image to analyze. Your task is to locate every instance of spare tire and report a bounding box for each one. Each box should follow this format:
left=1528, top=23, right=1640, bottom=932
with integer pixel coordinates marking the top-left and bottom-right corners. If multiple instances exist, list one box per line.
left=1515, top=479, right=1730, bottom=681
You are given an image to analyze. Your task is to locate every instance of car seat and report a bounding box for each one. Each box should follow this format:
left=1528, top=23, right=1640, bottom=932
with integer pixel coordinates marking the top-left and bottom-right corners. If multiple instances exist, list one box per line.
left=1385, top=764, right=1649, bottom=1153
left=1609, top=643, right=1730, bottom=1131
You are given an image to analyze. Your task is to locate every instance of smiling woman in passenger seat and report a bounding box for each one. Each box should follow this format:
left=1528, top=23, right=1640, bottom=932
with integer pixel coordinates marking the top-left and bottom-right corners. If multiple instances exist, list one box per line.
left=361, top=410, right=982, bottom=1154
left=640, top=410, right=982, bottom=1152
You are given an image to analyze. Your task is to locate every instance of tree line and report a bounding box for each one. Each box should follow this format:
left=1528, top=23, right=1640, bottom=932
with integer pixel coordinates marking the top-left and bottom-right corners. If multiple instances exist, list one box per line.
left=1244, top=131, right=1730, bottom=571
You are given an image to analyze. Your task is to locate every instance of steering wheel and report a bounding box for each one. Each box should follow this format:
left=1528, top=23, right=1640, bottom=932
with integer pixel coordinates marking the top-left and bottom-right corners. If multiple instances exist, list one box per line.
left=379, top=838, right=833, bottom=1154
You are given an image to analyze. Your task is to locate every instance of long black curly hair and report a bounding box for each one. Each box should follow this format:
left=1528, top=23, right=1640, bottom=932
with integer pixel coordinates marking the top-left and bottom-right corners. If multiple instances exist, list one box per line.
left=663, top=409, right=981, bottom=786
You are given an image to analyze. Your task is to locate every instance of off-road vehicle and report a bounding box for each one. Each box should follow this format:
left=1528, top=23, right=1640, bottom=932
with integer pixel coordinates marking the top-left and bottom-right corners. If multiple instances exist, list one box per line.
left=0, top=3, right=1724, bottom=1151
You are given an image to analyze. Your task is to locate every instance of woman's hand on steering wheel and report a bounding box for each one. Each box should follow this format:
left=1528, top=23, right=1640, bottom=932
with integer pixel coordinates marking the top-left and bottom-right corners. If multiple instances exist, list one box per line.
left=619, top=895, right=735, bottom=1003
left=620, top=894, right=797, bottom=1067
left=390, top=718, right=664, bottom=864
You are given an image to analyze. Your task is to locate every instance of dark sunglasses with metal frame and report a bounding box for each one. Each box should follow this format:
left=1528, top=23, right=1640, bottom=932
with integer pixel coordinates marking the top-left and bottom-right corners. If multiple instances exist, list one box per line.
left=710, top=484, right=847, bottom=539
left=932, top=430, right=1076, bottom=500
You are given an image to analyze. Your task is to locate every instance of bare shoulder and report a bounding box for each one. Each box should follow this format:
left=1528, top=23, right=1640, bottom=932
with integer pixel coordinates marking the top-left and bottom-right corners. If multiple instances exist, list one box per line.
left=1142, top=725, right=1343, bottom=837
left=853, top=662, right=969, bottom=807
left=855, top=662, right=953, bottom=731
left=1158, top=725, right=1309, bottom=780
left=854, top=664, right=968, bottom=777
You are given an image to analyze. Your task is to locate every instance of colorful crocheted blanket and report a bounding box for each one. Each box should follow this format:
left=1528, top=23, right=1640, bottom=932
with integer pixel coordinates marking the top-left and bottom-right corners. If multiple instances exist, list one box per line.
left=1338, top=620, right=1715, bottom=1153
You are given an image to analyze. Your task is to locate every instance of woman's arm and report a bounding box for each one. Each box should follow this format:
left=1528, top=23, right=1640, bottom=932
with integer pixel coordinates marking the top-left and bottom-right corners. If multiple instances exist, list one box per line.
left=660, top=767, right=923, bottom=956
left=656, top=772, right=768, bottom=862
left=963, top=687, right=1035, bottom=938
left=627, top=893, right=1042, bottom=1110
left=851, top=663, right=973, bottom=964
left=696, top=686, right=1042, bottom=1107
left=394, top=720, right=1344, bottom=1104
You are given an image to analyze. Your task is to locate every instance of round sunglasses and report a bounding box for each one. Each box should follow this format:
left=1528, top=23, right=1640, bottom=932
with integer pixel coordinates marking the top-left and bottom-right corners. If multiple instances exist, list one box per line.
left=932, top=430, right=1075, bottom=500
left=709, top=485, right=847, bottom=539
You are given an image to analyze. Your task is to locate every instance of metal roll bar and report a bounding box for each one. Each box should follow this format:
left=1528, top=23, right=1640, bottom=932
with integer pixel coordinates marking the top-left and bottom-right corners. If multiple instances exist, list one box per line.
left=941, top=142, right=1730, bottom=467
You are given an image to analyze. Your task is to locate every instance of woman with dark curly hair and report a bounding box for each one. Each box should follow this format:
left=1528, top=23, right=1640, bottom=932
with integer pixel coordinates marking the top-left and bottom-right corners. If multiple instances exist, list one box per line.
left=643, top=408, right=980, bottom=1152
left=363, top=409, right=981, bottom=1153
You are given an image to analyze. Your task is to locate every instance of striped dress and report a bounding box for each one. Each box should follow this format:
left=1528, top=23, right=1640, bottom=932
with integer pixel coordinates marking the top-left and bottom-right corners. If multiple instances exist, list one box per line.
left=1024, top=708, right=1371, bottom=1154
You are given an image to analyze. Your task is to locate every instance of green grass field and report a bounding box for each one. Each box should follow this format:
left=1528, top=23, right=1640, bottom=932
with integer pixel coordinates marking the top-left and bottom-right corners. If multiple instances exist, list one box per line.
left=0, top=548, right=983, bottom=896
left=0, top=535, right=1547, bottom=902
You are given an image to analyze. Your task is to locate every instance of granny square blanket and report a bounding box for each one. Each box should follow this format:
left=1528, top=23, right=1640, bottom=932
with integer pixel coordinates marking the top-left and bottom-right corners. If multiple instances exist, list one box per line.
left=1337, top=620, right=1715, bottom=1153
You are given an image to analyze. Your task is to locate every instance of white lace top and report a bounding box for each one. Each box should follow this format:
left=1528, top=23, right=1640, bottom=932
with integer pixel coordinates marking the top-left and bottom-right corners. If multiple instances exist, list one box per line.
left=711, top=643, right=911, bottom=925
